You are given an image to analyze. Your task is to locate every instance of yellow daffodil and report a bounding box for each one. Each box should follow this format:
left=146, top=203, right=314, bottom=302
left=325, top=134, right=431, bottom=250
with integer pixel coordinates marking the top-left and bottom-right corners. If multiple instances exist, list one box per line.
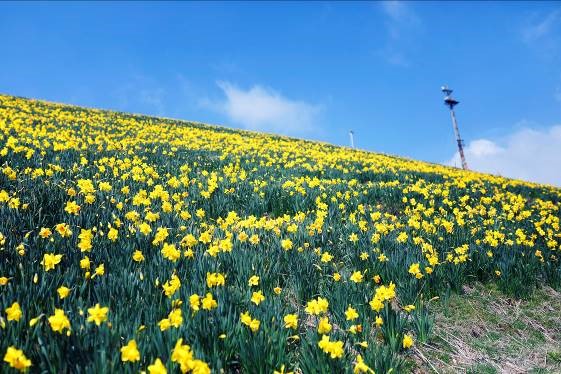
left=3, top=346, right=32, bottom=372
left=283, top=314, right=298, bottom=329
left=87, top=304, right=109, bottom=326
left=251, top=290, right=265, bottom=305
left=345, top=306, right=359, bottom=321
left=317, top=317, right=332, bottom=334
left=5, top=302, right=22, bottom=322
left=402, top=333, right=414, bottom=349
left=120, top=339, right=140, bottom=362
left=41, top=253, right=63, bottom=271
left=57, top=286, right=71, bottom=299
left=147, top=358, right=167, bottom=374
left=48, top=308, right=70, bottom=333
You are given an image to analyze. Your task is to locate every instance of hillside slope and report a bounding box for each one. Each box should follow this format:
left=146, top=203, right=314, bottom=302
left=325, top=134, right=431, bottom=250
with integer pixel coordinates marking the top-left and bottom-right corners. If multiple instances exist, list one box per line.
left=1, top=93, right=560, bottom=373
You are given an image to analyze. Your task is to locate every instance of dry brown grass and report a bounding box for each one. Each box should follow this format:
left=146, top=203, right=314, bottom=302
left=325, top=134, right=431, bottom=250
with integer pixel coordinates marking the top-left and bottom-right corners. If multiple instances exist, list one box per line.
left=413, top=283, right=561, bottom=374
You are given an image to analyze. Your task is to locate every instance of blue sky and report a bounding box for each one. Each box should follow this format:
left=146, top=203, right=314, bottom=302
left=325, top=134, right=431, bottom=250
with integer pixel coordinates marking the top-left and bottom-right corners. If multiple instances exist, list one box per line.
left=1, top=2, right=561, bottom=185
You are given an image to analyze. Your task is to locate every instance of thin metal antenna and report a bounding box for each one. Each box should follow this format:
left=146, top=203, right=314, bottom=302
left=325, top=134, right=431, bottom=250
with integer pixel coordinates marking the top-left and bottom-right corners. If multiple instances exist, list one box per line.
left=349, top=130, right=355, bottom=148
left=441, top=86, right=468, bottom=170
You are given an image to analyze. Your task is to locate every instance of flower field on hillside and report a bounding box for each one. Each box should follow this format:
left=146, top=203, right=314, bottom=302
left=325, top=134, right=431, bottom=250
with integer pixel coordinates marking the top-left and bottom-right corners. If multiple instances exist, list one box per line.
left=1, top=93, right=560, bottom=373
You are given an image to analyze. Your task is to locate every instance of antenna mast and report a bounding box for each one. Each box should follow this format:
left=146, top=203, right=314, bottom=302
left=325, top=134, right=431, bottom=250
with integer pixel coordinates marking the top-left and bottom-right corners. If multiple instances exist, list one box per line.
left=441, top=86, right=468, bottom=170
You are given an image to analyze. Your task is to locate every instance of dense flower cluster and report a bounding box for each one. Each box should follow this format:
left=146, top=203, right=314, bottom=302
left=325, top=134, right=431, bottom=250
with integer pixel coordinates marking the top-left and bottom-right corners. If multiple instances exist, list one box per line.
left=0, top=94, right=560, bottom=372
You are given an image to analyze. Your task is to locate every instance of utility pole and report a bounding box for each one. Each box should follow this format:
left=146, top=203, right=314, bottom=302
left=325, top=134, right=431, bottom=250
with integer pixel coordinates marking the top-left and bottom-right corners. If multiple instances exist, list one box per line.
left=441, top=86, right=468, bottom=170
left=349, top=130, right=355, bottom=149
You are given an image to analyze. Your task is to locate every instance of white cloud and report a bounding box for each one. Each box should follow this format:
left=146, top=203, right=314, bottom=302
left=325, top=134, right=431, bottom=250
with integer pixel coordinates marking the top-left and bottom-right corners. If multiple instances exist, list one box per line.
left=206, top=81, right=321, bottom=136
left=447, top=125, right=561, bottom=186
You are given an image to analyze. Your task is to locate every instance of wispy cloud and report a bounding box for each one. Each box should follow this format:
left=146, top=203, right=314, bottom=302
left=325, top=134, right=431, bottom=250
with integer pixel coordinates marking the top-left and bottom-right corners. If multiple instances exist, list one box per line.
left=446, top=124, right=561, bottom=186
left=555, top=86, right=561, bottom=103
left=522, top=9, right=561, bottom=44
left=378, top=1, right=422, bottom=67
left=521, top=8, right=561, bottom=64
left=521, top=9, right=561, bottom=103
left=138, top=88, right=165, bottom=114
left=112, top=74, right=167, bottom=116
left=381, top=1, right=420, bottom=37
left=203, top=81, right=321, bottom=136
left=554, top=74, right=561, bottom=103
